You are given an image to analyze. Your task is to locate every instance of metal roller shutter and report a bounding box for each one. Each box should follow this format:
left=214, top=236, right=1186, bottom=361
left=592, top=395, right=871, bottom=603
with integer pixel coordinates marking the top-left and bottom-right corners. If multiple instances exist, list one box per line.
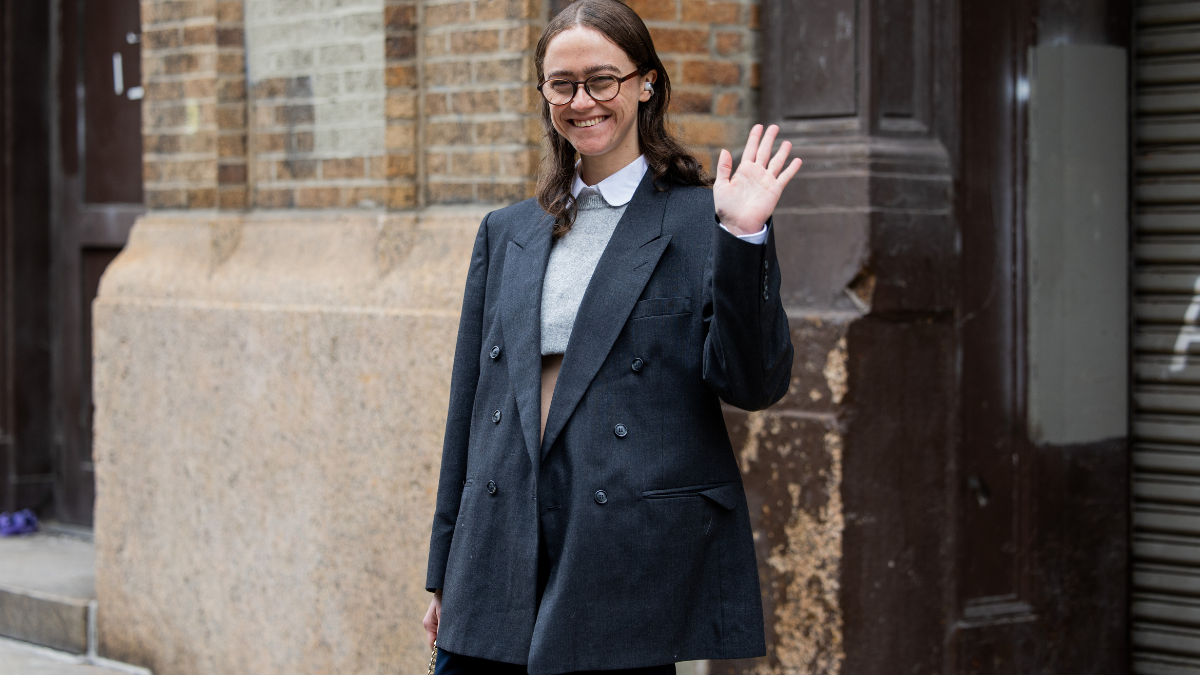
left=1136, top=3, right=1200, bottom=673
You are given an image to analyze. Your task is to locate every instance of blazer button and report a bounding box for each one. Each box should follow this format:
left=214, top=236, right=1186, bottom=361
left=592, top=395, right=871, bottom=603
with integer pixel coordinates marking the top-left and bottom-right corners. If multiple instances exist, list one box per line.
left=631, top=358, right=644, bottom=372
left=614, top=423, right=628, bottom=438
left=490, top=345, right=501, bottom=359
left=487, top=480, right=497, bottom=495
left=594, top=490, right=608, bottom=505
left=492, top=410, right=502, bottom=424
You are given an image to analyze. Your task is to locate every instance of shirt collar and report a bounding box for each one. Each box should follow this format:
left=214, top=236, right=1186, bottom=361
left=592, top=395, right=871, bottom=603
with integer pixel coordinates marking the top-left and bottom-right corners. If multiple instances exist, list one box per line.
left=570, top=155, right=648, bottom=207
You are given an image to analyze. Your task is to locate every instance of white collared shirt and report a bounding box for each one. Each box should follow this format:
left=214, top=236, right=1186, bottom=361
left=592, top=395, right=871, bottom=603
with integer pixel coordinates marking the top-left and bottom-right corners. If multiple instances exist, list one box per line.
left=571, top=155, right=769, bottom=245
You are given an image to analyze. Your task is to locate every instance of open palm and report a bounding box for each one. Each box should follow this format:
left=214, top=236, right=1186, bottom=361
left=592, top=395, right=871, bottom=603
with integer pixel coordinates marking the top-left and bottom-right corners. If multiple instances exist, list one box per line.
left=713, top=124, right=802, bottom=235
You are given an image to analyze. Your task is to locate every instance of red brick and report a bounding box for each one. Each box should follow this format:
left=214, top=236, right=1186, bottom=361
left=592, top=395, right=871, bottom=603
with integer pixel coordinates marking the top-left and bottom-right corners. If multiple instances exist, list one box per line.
left=649, top=27, right=708, bottom=54
left=216, top=27, right=243, bottom=47
left=217, top=52, right=244, bottom=75
left=478, top=181, right=532, bottom=203
left=387, top=153, right=417, bottom=178
left=143, top=27, right=182, bottom=50
left=676, top=118, right=731, bottom=146
left=425, top=3, right=471, bottom=26
left=424, top=94, right=450, bottom=116
left=387, top=93, right=418, bottom=119
left=147, top=189, right=188, bottom=209
left=681, top=60, right=741, bottom=85
left=322, top=158, right=365, bottom=179
left=255, top=188, right=294, bottom=209
left=624, top=0, right=677, bottom=21
left=715, top=92, right=741, bottom=116
left=217, top=0, right=243, bottom=23
left=295, top=187, right=341, bottom=208
left=218, top=134, right=246, bottom=157
left=388, top=185, right=417, bottom=209
left=387, top=35, right=416, bottom=60
left=183, top=24, right=216, bottom=46
left=671, top=90, right=712, bottom=113
left=426, top=121, right=472, bottom=145
left=424, top=62, right=470, bottom=86
left=385, top=4, right=417, bottom=29
left=450, top=152, right=499, bottom=175
left=218, top=163, right=247, bottom=184
left=681, top=0, right=741, bottom=24
left=425, top=152, right=449, bottom=175
left=277, top=159, right=317, bottom=180
left=501, top=25, right=540, bottom=52
left=426, top=182, right=474, bottom=204
left=341, top=187, right=388, bottom=207
left=451, top=90, right=500, bottom=114
left=748, top=4, right=761, bottom=29
left=476, top=0, right=537, bottom=21
left=387, top=65, right=417, bottom=88
left=715, top=31, right=743, bottom=56
left=218, top=186, right=247, bottom=210
left=186, top=188, right=217, bottom=208
left=474, top=58, right=525, bottom=84
left=451, top=30, right=499, bottom=54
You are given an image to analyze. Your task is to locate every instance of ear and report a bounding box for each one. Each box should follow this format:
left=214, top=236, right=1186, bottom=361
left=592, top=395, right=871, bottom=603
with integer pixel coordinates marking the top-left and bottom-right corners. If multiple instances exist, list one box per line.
left=638, top=70, right=658, bottom=102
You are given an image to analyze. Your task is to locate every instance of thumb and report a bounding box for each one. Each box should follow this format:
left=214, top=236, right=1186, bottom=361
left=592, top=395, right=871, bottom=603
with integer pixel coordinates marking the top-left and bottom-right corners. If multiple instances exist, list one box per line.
left=715, top=149, right=732, bottom=184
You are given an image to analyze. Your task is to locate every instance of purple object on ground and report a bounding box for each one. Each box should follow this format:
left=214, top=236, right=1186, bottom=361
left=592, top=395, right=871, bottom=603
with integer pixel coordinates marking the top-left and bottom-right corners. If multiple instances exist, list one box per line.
left=0, top=509, right=38, bottom=536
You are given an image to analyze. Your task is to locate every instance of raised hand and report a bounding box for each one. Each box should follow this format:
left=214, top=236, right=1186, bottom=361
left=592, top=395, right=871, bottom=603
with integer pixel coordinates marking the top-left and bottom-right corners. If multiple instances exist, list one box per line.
left=713, top=124, right=802, bottom=236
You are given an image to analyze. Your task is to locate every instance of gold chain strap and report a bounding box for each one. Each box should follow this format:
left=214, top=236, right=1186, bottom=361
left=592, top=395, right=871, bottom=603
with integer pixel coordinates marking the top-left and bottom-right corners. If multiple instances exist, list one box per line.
left=427, top=640, right=438, bottom=675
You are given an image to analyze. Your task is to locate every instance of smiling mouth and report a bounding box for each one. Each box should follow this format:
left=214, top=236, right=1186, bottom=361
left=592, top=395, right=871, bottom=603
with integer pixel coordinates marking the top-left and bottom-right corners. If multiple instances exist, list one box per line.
left=571, top=116, right=608, bottom=128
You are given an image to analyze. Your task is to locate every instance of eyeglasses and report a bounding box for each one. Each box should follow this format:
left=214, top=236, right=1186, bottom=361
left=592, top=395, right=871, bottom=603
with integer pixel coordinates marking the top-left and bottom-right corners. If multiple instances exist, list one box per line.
left=537, top=70, right=641, bottom=106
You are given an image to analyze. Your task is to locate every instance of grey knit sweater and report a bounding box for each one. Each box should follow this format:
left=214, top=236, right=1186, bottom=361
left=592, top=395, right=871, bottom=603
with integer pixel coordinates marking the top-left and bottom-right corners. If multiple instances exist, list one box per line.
left=540, top=191, right=627, bottom=355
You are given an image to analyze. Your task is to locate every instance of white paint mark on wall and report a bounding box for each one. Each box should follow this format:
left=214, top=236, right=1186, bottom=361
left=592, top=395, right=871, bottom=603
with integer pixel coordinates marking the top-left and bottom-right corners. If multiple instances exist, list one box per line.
left=1169, top=275, right=1200, bottom=372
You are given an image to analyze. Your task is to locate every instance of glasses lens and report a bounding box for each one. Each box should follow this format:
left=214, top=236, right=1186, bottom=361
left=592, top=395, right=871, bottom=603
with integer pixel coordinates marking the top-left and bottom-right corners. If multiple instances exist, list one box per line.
left=543, top=80, right=575, bottom=105
left=585, top=75, right=620, bottom=101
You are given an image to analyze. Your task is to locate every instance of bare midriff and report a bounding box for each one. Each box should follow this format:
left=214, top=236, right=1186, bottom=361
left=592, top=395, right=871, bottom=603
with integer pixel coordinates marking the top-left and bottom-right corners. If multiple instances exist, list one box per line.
left=540, top=354, right=564, bottom=442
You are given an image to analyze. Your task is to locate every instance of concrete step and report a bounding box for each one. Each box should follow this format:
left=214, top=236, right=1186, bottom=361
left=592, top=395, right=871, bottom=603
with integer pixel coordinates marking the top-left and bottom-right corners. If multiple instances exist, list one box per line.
left=0, top=530, right=95, bottom=654
left=0, top=637, right=147, bottom=675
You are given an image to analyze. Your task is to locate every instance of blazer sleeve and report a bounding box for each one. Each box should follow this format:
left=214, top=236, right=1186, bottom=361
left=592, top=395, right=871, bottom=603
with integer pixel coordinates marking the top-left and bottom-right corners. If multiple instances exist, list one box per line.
left=702, top=217, right=794, bottom=411
left=425, top=213, right=490, bottom=592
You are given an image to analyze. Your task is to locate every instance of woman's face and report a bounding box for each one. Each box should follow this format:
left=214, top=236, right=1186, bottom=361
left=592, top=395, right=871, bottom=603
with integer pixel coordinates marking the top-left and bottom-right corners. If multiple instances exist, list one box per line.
left=541, top=26, right=655, bottom=163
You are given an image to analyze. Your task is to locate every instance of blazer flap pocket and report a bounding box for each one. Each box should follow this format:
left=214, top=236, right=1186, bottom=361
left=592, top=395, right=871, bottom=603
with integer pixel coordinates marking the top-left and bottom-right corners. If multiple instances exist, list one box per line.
left=698, top=484, right=742, bottom=510
left=642, top=482, right=741, bottom=510
left=630, top=296, right=692, bottom=319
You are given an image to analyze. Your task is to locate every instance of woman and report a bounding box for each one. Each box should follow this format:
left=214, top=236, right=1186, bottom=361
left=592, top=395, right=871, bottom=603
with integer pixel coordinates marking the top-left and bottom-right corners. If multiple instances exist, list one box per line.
left=423, top=1, right=800, bottom=673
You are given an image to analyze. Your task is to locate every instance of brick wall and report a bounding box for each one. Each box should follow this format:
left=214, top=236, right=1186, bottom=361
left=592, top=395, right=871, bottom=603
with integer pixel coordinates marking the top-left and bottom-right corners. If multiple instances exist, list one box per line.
left=627, top=0, right=760, bottom=174
left=421, top=0, right=543, bottom=205
left=142, top=0, right=232, bottom=209
left=386, top=0, right=419, bottom=208
left=244, top=0, right=389, bottom=209
left=141, top=0, right=759, bottom=212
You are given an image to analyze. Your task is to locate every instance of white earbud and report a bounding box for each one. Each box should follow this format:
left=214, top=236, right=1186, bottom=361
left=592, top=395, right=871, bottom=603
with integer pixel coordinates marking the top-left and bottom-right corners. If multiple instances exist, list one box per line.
left=644, top=82, right=654, bottom=94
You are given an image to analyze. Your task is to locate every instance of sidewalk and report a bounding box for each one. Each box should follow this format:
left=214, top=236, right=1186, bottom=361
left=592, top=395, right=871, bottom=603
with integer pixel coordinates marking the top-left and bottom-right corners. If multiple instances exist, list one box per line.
left=0, top=638, right=145, bottom=675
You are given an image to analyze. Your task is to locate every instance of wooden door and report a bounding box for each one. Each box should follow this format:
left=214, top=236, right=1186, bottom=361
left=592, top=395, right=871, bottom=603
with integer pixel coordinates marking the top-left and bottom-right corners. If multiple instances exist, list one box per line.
left=53, top=0, right=143, bottom=525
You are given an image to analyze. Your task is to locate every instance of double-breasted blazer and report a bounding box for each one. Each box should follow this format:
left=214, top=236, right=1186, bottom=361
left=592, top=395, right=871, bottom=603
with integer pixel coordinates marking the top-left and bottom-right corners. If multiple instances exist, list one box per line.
left=425, top=172, right=793, bottom=675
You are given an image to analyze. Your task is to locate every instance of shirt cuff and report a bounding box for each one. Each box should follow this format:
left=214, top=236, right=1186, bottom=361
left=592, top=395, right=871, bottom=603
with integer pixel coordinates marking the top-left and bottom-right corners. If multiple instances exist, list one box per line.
left=717, top=219, right=769, bottom=245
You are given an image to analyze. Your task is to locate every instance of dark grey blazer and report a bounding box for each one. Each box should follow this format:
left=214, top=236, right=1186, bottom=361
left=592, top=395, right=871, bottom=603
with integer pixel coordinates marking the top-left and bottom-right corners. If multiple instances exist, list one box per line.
left=425, top=172, right=793, bottom=675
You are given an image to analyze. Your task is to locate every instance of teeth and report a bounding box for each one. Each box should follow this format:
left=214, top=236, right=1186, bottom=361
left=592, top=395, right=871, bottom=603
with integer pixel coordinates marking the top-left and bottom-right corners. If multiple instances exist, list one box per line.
left=572, top=117, right=604, bottom=127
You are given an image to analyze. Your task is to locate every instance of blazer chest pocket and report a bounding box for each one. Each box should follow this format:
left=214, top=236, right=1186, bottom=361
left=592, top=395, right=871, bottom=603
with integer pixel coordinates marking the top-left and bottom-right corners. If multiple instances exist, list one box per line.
left=630, top=296, right=692, bottom=320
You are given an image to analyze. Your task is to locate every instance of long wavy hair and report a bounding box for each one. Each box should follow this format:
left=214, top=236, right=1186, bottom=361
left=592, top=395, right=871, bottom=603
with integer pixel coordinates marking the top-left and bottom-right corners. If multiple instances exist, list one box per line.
left=534, top=0, right=711, bottom=238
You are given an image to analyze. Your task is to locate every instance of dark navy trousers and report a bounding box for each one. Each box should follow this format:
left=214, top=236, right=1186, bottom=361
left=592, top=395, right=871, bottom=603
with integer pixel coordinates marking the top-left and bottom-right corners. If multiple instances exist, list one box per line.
left=434, top=648, right=677, bottom=675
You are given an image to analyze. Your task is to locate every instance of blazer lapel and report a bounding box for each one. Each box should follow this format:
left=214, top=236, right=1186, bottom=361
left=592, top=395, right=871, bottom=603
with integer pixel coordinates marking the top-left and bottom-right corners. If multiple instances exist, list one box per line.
left=500, top=213, right=554, bottom=472
left=541, top=176, right=673, bottom=457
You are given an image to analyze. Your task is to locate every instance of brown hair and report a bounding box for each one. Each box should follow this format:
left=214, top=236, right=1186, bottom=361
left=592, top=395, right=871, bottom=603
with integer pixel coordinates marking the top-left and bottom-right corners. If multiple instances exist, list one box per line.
left=534, top=0, right=711, bottom=237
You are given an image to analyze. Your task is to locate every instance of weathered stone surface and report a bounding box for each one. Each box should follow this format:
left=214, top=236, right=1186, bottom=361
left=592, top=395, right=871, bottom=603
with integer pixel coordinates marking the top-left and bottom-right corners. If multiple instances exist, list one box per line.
left=93, top=209, right=486, bottom=675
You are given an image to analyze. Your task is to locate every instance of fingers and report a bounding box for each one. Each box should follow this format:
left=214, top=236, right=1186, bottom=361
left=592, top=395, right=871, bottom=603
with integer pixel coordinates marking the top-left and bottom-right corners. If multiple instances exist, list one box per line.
left=776, top=158, right=803, bottom=188
left=423, top=595, right=441, bottom=651
left=766, top=140, right=792, bottom=176
left=741, top=124, right=763, bottom=164
left=715, top=149, right=733, bottom=184
left=756, top=125, right=779, bottom=167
